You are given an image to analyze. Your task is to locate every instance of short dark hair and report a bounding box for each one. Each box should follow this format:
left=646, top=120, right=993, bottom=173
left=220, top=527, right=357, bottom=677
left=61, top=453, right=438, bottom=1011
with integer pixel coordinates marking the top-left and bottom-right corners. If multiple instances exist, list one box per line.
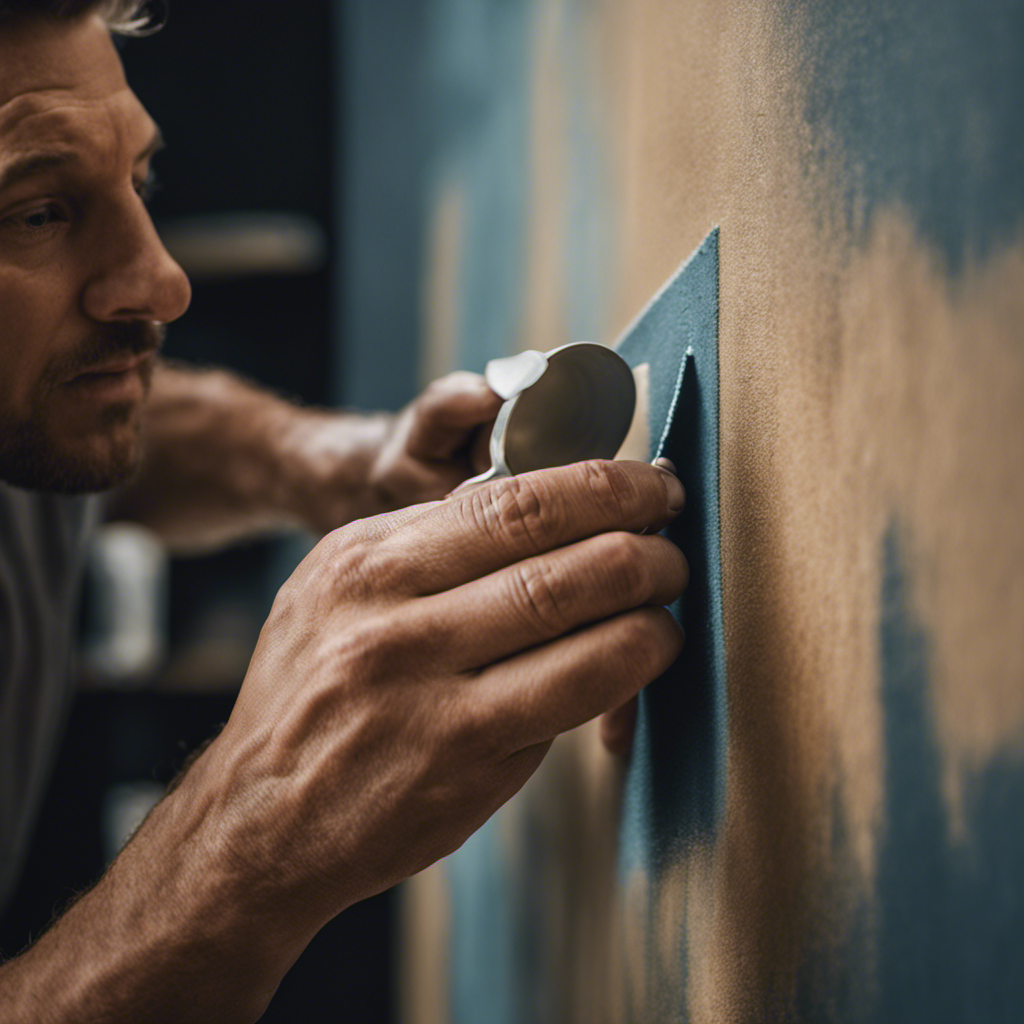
left=0, top=0, right=166, bottom=36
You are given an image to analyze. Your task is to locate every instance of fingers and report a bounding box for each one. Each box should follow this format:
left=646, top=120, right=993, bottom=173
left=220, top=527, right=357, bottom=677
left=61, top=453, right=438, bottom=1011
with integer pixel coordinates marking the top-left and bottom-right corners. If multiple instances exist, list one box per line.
left=600, top=697, right=638, bottom=755
left=374, top=459, right=685, bottom=595
left=470, top=606, right=684, bottom=750
left=403, top=372, right=503, bottom=461
left=409, top=531, right=688, bottom=669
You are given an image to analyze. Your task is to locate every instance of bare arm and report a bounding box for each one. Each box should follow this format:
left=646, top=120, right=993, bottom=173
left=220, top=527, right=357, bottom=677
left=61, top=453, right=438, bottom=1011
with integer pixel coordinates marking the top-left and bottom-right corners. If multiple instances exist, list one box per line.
left=108, top=360, right=501, bottom=550
left=0, top=459, right=686, bottom=1023
left=0, top=750, right=294, bottom=1023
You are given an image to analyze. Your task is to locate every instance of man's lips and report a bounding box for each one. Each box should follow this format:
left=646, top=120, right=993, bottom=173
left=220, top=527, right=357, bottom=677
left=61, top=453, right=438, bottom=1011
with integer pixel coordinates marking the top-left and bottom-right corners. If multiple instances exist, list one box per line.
left=65, top=350, right=157, bottom=383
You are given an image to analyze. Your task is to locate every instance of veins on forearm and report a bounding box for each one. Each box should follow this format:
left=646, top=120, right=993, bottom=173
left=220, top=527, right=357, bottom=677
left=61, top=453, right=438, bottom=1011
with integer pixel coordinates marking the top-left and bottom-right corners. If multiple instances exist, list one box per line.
left=106, top=360, right=389, bottom=550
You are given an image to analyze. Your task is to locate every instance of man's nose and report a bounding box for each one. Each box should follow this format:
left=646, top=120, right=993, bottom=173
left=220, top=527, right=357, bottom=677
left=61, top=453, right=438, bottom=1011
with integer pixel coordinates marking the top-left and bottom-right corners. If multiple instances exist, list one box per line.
left=80, top=195, right=192, bottom=325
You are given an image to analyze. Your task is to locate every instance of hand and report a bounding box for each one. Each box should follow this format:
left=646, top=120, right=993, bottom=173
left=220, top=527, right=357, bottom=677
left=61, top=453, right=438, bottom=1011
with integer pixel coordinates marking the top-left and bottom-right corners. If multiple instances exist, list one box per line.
left=600, top=695, right=641, bottom=755
left=194, top=459, right=688, bottom=951
left=2, top=458, right=687, bottom=1023
left=367, top=371, right=501, bottom=506
left=287, top=371, right=501, bottom=535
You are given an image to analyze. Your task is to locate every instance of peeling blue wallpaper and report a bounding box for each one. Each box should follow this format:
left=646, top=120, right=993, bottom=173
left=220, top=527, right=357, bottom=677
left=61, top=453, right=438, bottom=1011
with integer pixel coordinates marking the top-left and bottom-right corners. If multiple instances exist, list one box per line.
left=617, top=230, right=726, bottom=877
left=445, top=228, right=724, bottom=1024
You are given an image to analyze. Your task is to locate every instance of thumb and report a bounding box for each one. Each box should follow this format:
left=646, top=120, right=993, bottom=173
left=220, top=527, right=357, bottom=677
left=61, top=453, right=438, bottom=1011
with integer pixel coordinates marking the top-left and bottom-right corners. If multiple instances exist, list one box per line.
left=405, top=372, right=503, bottom=461
left=600, top=696, right=638, bottom=756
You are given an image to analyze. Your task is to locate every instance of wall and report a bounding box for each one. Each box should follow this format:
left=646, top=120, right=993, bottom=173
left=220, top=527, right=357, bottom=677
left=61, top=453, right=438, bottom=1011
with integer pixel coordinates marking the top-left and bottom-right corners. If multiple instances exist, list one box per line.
left=394, top=0, right=1024, bottom=1020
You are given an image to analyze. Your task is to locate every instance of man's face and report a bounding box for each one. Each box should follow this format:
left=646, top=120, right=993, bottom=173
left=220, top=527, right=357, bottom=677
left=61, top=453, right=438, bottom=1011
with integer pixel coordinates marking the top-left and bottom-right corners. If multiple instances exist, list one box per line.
left=0, top=14, right=190, bottom=492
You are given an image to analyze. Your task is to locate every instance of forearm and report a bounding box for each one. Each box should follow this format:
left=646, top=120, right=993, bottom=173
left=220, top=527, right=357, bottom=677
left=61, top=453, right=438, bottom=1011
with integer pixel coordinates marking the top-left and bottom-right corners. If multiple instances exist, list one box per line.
left=109, top=361, right=392, bottom=550
left=0, top=746, right=313, bottom=1024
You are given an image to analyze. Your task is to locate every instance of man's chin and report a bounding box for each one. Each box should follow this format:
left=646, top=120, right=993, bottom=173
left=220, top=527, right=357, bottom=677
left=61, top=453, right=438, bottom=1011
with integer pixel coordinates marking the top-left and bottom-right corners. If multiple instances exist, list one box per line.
left=0, top=412, right=143, bottom=494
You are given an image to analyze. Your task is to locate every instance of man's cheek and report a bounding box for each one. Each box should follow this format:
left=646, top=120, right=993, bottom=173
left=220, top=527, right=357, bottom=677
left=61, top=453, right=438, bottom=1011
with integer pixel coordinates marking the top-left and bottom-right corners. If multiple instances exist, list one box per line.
left=0, top=301, right=54, bottom=409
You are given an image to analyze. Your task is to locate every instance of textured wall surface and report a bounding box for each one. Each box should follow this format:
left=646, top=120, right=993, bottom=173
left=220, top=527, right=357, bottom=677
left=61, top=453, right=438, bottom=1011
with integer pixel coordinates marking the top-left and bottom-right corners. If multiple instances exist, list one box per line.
left=398, top=1, right=1024, bottom=1020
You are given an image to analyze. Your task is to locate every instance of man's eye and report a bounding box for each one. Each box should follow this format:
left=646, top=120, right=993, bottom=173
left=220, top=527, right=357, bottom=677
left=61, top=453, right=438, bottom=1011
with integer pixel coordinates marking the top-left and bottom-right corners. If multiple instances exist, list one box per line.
left=135, top=170, right=160, bottom=203
left=25, top=208, right=57, bottom=227
left=8, top=204, right=66, bottom=230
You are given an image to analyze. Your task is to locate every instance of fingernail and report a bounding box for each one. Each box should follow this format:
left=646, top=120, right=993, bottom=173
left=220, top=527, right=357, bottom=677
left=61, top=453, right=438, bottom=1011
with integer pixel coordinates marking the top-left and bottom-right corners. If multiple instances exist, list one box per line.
left=653, top=457, right=684, bottom=512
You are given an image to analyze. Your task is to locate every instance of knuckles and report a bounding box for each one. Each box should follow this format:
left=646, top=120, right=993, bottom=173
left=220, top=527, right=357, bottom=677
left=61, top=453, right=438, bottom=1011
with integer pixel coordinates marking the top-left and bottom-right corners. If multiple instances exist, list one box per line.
left=505, top=532, right=664, bottom=633
left=472, top=475, right=547, bottom=552
left=441, top=687, right=515, bottom=763
left=476, top=460, right=647, bottom=544
left=295, top=524, right=416, bottom=606
left=580, top=459, right=639, bottom=522
left=511, top=559, right=571, bottom=634
left=504, top=531, right=684, bottom=640
left=324, top=535, right=379, bottom=590
left=324, top=613, right=437, bottom=689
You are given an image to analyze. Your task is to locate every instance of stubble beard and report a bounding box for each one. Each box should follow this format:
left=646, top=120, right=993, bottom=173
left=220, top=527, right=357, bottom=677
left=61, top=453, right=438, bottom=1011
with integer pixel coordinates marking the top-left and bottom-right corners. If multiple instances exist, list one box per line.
left=0, top=321, right=163, bottom=494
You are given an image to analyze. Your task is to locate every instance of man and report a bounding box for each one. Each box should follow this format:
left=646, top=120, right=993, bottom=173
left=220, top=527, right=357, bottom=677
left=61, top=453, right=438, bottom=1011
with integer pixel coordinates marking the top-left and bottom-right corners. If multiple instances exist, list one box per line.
left=0, top=1, right=687, bottom=1019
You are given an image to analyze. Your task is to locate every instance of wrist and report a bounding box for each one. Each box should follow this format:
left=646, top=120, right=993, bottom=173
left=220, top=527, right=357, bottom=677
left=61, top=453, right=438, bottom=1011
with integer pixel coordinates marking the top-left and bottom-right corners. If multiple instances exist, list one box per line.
left=156, top=737, right=324, bottom=959
left=1, top=740, right=307, bottom=1024
left=126, top=745, right=307, bottom=1002
left=273, top=406, right=395, bottom=532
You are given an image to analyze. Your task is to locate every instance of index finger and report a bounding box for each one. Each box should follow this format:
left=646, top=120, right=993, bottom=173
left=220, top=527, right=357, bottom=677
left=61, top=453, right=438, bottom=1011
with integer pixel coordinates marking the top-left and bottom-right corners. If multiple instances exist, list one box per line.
left=379, top=459, right=684, bottom=595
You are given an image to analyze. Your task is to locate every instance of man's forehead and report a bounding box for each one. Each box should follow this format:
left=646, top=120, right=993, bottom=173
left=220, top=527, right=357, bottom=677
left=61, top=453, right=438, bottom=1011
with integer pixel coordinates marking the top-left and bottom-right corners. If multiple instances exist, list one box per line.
left=0, top=13, right=155, bottom=162
left=0, top=89, right=155, bottom=158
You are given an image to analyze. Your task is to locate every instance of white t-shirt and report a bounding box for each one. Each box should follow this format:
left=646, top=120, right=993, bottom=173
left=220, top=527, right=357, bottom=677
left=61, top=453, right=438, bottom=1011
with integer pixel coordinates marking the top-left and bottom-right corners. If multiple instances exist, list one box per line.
left=0, top=482, right=103, bottom=914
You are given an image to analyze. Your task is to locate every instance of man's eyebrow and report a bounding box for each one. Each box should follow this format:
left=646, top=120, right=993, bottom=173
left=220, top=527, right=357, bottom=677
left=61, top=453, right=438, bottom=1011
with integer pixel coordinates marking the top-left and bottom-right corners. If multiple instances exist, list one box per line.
left=0, top=130, right=165, bottom=194
left=0, top=150, right=78, bottom=193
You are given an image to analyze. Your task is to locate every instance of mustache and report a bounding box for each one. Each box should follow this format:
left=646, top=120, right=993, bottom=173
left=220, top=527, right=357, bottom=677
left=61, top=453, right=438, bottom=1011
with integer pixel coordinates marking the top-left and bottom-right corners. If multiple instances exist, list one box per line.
left=49, top=321, right=166, bottom=385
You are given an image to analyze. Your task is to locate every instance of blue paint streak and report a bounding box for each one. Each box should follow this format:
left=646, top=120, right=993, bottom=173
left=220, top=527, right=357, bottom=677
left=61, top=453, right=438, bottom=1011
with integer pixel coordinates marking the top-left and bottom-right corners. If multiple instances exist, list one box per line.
left=334, top=0, right=431, bottom=409
left=448, top=818, right=518, bottom=1024
left=797, top=524, right=1024, bottom=1022
left=422, top=0, right=533, bottom=374
left=794, top=0, right=1024, bottom=272
left=869, top=523, right=1024, bottom=1022
left=334, top=0, right=533, bottom=408
left=617, top=228, right=726, bottom=877
left=562, top=14, right=615, bottom=347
